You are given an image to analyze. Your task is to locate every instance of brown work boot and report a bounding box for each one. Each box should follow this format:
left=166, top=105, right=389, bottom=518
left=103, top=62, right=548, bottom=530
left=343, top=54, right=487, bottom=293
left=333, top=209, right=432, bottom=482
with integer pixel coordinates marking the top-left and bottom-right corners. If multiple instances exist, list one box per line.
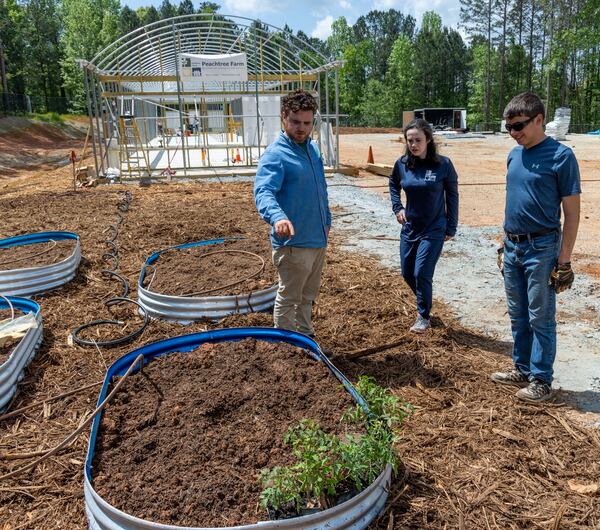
left=490, top=368, right=529, bottom=388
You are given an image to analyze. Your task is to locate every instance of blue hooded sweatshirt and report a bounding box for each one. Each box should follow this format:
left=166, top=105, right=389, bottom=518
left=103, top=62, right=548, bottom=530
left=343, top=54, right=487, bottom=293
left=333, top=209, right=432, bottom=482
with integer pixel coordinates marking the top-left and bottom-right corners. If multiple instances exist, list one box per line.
left=254, top=132, right=331, bottom=249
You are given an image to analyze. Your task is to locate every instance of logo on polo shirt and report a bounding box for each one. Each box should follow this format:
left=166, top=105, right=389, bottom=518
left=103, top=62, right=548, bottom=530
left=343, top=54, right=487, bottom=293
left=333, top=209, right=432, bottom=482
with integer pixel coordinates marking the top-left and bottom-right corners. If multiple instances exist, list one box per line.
left=424, top=170, right=437, bottom=182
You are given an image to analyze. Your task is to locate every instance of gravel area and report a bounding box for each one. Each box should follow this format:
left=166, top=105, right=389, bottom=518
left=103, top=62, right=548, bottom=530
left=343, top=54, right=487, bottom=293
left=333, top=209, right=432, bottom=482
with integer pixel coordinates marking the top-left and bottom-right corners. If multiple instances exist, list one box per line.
left=327, top=174, right=600, bottom=415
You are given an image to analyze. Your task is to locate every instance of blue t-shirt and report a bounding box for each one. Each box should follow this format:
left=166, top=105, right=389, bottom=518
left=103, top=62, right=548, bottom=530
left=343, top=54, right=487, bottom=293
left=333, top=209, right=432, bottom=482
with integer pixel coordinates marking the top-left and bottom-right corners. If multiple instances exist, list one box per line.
left=389, top=155, right=459, bottom=240
left=504, top=136, right=581, bottom=234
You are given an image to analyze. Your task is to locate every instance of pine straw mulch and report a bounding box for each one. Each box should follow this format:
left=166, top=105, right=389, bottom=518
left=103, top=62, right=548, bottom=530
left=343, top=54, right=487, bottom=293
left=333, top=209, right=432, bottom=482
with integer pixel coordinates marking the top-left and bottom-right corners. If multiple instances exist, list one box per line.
left=0, top=170, right=598, bottom=529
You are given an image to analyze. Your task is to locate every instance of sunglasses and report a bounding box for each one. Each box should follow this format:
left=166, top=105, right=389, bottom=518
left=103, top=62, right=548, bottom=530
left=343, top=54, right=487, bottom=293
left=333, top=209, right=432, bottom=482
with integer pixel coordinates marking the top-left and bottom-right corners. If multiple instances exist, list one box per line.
left=505, top=117, right=534, bottom=132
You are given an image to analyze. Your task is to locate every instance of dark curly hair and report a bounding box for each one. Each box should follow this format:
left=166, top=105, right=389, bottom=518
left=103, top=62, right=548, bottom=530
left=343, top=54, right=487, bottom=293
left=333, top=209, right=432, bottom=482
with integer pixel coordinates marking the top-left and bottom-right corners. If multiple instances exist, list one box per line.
left=402, top=118, right=439, bottom=169
left=281, top=89, right=318, bottom=115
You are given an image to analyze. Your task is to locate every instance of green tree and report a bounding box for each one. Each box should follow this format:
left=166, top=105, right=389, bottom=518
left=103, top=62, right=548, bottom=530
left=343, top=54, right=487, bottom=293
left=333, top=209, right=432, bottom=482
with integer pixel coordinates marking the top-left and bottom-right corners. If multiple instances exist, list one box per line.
left=353, top=10, right=416, bottom=81
left=360, top=78, right=395, bottom=126
left=118, top=5, right=140, bottom=36
left=159, top=0, right=177, bottom=19
left=23, top=0, right=64, bottom=108
left=178, top=0, right=195, bottom=16
left=197, top=2, right=220, bottom=13
left=60, top=0, right=120, bottom=111
left=339, top=40, right=373, bottom=124
left=0, top=0, right=27, bottom=95
left=412, top=12, right=469, bottom=109
left=326, top=16, right=353, bottom=59
left=460, top=0, right=498, bottom=122
left=385, top=34, right=416, bottom=124
left=137, top=6, right=160, bottom=26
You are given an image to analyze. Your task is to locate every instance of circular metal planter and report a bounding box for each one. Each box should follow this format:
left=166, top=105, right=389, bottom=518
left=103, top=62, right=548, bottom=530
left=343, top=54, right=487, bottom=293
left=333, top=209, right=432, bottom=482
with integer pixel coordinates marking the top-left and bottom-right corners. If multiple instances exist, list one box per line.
left=0, top=232, right=81, bottom=297
left=0, top=297, right=43, bottom=412
left=137, top=239, right=277, bottom=323
left=84, top=328, right=392, bottom=530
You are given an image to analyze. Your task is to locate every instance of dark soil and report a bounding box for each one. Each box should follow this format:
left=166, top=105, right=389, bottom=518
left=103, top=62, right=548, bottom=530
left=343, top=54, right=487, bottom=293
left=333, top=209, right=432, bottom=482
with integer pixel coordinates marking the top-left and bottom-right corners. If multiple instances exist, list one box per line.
left=146, top=238, right=277, bottom=296
left=0, top=239, right=76, bottom=271
left=0, top=338, right=19, bottom=364
left=92, top=338, right=356, bottom=527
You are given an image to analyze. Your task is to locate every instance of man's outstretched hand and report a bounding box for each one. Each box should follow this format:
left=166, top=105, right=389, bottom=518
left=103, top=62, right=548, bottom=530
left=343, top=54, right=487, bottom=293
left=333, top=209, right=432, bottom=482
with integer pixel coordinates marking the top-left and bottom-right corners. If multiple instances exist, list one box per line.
left=274, top=219, right=295, bottom=240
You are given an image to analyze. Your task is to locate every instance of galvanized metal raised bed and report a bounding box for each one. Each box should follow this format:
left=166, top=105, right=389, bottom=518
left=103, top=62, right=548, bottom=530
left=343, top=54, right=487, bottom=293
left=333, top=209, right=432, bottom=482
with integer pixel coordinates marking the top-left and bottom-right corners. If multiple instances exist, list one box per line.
left=85, top=327, right=392, bottom=530
left=137, top=239, right=277, bottom=323
left=0, top=232, right=81, bottom=297
left=0, top=297, right=43, bottom=412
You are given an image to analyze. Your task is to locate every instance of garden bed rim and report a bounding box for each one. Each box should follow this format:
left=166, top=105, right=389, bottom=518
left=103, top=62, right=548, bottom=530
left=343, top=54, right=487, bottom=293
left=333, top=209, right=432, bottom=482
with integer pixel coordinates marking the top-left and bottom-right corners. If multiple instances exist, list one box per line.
left=83, top=463, right=392, bottom=530
left=85, top=326, right=368, bottom=479
left=0, top=296, right=43, bottom=411
left=0, top=231, right=81, bottom=297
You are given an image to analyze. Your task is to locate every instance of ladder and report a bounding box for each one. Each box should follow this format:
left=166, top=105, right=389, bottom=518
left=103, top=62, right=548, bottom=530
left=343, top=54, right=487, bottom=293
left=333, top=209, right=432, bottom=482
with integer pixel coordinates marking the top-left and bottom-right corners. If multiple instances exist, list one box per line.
left=119, top=115, right=151, bottom=179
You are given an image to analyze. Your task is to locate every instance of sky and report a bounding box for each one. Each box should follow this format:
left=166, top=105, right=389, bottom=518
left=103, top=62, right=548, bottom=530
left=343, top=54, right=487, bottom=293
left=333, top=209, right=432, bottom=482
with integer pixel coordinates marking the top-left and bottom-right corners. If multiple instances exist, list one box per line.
left=122, top=0, right=463, bottom=40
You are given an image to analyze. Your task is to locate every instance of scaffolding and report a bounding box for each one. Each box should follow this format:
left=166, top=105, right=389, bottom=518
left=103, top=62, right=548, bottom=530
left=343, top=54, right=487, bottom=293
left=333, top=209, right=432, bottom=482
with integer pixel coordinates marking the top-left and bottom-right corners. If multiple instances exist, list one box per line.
left=80, top=14, right=341, bottom=180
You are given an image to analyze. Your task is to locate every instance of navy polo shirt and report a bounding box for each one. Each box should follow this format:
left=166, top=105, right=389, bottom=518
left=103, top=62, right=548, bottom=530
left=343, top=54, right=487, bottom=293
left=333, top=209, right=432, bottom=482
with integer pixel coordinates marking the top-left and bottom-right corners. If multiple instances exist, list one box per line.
left=504, top=136, right=581, bottom=234
left=389, top=155, right=459, bottom=241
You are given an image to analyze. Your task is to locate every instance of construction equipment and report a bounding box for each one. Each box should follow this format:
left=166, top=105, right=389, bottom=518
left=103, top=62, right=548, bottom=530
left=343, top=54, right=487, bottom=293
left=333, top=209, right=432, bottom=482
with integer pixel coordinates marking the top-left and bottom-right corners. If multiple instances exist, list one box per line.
left=119, top=115, right=151, bottom=179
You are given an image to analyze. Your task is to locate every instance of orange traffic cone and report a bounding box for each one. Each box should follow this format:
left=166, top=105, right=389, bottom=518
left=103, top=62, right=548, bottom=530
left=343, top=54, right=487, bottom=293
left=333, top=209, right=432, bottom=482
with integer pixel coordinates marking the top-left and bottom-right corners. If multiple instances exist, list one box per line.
left=367, top=145, right=374, bottom=164
left=201, top=148, right=206, bottom=165
left=235, top=149, right=242, bottom=163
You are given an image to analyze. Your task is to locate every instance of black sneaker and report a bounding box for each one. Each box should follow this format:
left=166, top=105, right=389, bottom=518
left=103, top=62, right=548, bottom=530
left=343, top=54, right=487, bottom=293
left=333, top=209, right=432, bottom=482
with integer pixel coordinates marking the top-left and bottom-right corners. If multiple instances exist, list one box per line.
left=490, top=368, right=529, bottom=387
left=516, top=379, right=553, bottom=403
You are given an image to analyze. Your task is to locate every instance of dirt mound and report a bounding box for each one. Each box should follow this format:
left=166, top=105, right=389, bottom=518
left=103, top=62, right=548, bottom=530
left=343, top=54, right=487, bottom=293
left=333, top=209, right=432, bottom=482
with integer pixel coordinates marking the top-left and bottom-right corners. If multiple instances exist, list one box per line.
left=0, top=117, right=86, bottom=177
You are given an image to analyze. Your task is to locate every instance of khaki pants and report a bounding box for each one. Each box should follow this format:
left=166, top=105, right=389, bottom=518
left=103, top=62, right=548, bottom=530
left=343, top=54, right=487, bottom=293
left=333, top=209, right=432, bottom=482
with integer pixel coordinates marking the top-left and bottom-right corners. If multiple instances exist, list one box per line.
left=272, top=246, right=327, bottom=335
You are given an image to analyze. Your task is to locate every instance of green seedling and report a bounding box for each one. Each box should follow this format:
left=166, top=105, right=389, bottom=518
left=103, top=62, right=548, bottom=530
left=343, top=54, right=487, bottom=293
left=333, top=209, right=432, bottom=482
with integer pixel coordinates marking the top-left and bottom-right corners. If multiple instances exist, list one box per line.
left=259, top=379, right=412, bottom=515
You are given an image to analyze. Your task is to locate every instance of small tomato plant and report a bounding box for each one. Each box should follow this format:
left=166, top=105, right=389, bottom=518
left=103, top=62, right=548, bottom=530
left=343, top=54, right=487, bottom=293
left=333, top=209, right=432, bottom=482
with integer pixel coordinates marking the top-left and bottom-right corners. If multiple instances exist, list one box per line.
left=259, top=377, right=412, bottom=517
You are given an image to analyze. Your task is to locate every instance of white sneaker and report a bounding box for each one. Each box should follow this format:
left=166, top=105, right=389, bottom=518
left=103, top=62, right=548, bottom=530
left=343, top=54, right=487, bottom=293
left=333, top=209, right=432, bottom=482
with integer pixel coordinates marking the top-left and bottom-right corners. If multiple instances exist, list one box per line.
left=410, top=315, right=431, bottom=333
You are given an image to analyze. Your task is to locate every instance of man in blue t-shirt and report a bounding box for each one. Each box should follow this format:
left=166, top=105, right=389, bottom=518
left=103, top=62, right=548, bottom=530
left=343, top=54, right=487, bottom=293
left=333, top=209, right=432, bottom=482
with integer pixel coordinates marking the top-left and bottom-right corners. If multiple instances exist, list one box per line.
left=491, top=92, right=581, bottom=403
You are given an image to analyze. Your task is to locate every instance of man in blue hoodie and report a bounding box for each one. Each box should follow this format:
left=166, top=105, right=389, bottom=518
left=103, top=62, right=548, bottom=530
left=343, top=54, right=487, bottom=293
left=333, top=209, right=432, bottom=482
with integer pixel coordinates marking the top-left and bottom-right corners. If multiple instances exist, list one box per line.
left=254, top=90, right=331, bottom=337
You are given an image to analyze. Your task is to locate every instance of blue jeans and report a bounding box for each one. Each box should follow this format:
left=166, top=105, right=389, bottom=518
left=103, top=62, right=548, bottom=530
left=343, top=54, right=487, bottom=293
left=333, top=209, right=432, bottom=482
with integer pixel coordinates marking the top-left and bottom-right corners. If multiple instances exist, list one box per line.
left=503, top=231, right=560, bottom=384
left=400, top=236, right=444, bottom=320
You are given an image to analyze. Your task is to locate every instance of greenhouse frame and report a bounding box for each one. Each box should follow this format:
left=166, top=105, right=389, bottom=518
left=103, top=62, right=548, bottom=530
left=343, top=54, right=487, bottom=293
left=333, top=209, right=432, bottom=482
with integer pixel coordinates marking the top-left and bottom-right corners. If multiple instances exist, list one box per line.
left=80, top=14, right=341, bottom=180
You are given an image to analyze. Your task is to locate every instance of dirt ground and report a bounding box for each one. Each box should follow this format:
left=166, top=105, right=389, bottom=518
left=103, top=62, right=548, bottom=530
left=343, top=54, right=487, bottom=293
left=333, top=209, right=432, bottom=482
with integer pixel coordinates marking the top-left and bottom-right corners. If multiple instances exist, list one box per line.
left=0, top=122, right=599, bottom=529
left=0, top=117, right=86, bottom=181
left=147, top=238, right=277, bottom=296
left=339, top=132, right=600, bottom=278
left=0, top=240, right=76, bottom=271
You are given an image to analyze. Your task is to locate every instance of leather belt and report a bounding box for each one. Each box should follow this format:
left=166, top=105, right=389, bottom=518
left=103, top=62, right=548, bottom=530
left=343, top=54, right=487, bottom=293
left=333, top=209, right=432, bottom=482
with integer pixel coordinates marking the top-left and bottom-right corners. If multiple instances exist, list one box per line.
left=505, top=227, right=557, bottom=243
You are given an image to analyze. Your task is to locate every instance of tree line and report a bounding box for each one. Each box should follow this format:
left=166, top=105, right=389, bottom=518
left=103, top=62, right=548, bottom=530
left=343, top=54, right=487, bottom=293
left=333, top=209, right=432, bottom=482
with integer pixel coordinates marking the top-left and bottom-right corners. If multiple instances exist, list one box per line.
left=0, top=0, right=598, bottom=129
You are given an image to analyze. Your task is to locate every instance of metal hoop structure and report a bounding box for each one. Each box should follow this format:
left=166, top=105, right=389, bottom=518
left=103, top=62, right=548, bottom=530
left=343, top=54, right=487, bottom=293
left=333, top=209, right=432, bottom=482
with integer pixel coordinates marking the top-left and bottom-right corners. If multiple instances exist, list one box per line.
left=80, top=14, right=341, bottom=180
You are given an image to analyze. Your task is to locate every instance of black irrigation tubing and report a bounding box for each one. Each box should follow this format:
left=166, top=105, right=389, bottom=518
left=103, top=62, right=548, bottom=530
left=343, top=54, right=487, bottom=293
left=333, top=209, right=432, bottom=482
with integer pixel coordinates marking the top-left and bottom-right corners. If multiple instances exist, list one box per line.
left=103, top=225, right=118, bottom=243
left=71, top=192, right=148, bottom=348
left=101, top=270, right=129, bottom=298
left=102, top=252, right=119, bottom=271
left=71, top=298, right=149, bottom=348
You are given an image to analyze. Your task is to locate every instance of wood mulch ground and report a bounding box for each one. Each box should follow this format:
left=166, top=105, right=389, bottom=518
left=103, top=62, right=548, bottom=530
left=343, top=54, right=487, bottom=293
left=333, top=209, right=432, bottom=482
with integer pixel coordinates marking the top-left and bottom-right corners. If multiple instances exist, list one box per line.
left=0, top=166, right=598, bottom=529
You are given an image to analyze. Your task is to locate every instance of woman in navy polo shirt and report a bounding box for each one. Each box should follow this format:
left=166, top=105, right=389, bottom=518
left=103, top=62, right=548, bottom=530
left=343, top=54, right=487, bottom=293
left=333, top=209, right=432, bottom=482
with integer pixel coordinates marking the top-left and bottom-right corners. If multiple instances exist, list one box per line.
left=389, top=119, right=459, bottom=332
